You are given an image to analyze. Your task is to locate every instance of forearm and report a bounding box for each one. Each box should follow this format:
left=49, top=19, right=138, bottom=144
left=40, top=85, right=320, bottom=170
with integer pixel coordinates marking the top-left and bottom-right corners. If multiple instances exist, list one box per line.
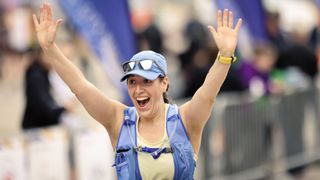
left=182, top=52, right=231, bottom=130
left=200, top=52, right=232, bottom=100
left=44, top=43, right=88, bottom=95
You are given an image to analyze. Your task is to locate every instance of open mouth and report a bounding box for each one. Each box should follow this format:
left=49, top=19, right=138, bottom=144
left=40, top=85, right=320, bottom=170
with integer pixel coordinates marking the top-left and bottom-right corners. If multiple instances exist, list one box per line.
left=136, top=97, right=150, bottom=108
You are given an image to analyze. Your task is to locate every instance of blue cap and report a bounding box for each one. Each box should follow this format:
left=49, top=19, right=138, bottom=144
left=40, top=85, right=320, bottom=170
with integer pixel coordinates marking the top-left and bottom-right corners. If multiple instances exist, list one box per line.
left=120, top=50, right=167, bottom=82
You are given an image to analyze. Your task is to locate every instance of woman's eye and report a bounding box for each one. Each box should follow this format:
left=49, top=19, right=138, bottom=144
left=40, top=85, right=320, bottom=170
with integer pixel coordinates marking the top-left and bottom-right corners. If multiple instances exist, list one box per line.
left=128, top=79, right=136, bottom=85
left=144, top=79, right=152, bottom=84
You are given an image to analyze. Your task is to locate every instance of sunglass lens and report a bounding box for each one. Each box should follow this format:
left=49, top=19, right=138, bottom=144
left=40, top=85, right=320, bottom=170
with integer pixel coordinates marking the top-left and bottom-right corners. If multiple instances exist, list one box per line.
left=123, top=61, right=136, bottom=73
left=140, top=60, right=153, bottom=70
left=129, top=62, right=135, bottom=69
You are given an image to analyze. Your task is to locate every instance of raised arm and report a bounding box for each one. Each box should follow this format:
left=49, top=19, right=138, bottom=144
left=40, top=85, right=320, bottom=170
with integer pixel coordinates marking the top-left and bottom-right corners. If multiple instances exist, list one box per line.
left=180, top=9, right=242, bottom=153
left=33, top=4, right=126, bottom=141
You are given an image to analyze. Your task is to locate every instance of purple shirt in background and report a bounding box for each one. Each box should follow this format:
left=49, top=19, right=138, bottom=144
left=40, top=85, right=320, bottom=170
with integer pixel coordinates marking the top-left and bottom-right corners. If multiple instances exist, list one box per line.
left=238, top=60, right=270, bottom=93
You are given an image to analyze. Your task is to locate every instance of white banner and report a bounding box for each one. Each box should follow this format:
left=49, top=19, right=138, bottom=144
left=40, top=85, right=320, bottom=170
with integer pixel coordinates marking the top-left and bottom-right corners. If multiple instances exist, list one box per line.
left=26, top=127, right=69, bottom=180
left=0, top=136, right=26, bottom=180
left=74, top=126, right=115, bottom=180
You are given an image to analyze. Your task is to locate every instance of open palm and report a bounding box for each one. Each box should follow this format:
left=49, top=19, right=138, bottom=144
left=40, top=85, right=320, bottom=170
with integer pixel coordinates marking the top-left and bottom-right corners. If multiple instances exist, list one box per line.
left=208, top=9, right=242, bottom=56
left=33, top=4, right=62, bottom=50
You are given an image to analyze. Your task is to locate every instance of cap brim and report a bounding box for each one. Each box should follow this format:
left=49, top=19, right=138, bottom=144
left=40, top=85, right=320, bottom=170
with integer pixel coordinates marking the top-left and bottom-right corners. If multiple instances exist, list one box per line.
left=120, top=69, right=161, bottom=82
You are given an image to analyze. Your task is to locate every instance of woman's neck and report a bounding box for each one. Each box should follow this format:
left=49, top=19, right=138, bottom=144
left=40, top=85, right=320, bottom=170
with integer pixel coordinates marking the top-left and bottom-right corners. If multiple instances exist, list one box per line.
left=137, top=103, right=167, bottom=143
left=139, top=102, right=166, bottom=125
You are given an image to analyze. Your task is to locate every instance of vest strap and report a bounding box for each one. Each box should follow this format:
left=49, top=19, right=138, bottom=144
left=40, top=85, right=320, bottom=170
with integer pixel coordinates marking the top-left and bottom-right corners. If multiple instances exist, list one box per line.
left=134, top=146, right=175, bottom=159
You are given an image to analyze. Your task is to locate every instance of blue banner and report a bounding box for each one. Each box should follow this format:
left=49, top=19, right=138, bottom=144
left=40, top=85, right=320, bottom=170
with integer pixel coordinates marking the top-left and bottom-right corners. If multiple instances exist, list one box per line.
left=59, top=0, right=137, bottom=105
left=233, top=0, right=267, bottom=41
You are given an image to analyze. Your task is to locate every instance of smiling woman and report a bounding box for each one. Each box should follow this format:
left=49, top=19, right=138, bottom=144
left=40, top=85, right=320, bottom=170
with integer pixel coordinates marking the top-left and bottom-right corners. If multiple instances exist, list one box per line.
left=32, top=3, right=242, bottom=179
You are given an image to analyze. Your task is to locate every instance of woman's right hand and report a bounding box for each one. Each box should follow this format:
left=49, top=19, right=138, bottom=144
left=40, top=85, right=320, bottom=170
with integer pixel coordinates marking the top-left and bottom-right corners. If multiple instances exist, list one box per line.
left=33, top=3, right=62, bottom=52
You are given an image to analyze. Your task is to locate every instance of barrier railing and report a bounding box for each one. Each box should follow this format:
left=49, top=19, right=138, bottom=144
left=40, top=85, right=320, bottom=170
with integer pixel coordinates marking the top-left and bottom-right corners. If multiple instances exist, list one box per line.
left=202, top=87, right=320, bottom=180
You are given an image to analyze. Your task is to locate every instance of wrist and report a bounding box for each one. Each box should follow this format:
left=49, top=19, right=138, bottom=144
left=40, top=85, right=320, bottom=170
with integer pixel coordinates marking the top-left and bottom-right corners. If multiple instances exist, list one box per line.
left=219, top=51, right=234, bottom=58
left=217, top=54, right=237, bottom=64
left=43, top=43, right=58, bottom=56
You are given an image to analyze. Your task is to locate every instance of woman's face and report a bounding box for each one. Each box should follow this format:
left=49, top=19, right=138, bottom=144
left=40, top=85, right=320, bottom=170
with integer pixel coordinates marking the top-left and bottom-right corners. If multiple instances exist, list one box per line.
left=127, top=75, right=168, bottom=119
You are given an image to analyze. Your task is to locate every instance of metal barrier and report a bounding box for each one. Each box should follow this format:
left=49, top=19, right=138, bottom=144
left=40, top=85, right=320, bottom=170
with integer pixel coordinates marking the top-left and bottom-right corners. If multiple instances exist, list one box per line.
left=204, top=87, right=320, bottom=180
left=223, top=97, right=274, bottom=175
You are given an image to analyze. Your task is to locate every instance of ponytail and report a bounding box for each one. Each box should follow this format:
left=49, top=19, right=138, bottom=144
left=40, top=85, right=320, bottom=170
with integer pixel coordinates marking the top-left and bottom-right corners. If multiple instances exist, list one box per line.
left=160, top=77, right=172, bottom=104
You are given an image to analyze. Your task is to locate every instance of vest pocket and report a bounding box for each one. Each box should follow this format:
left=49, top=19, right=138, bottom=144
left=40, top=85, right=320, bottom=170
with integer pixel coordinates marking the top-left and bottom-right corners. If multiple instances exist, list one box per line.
left=173, top=143, right=189, bottom=179
left=184, top=149, right=196, bottom=179
left=173, top=142, right=196, bottom=180
left=183, top=142, right=196, bottom=179
left=114, top=146, right=131, bottom=179
left=115, top=161, right=129, bottom=179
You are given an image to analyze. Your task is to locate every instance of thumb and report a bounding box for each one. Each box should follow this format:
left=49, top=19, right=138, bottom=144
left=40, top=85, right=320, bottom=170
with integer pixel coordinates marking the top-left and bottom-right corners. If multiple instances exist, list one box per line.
left=55, top=18, right=63, bottom=31
left=207, top=25, right=217, bottom=38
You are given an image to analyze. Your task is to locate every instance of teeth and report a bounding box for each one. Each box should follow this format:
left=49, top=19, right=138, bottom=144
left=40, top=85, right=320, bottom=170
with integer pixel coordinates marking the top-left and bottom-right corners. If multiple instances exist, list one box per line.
left=137, top=97, right=148, bottom=101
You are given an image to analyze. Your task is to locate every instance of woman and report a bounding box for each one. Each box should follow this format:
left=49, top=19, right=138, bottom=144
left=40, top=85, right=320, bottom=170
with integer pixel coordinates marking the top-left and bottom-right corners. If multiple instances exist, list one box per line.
left=33, top=4, right=242, bottom=179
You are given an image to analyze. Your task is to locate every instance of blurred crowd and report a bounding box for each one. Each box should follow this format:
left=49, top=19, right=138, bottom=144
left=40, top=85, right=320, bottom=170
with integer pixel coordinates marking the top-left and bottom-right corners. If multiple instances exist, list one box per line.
left=0, top=0, right=319, bottom=129
left=130, top=0, right=320, bottom=100
left=0, top=0, right=319, bottom=179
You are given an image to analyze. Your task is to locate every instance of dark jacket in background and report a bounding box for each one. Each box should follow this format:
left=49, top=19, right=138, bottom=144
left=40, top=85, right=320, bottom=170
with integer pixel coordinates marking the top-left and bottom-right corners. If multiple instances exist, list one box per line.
left=276, top=44, right=318, bottom=80
left=22, top=61, right=65, bottom=129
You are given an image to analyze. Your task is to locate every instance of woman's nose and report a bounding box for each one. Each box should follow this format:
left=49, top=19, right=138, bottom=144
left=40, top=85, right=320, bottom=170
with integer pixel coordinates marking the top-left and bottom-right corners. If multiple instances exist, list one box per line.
left=135, top=84, right=144, bottom=93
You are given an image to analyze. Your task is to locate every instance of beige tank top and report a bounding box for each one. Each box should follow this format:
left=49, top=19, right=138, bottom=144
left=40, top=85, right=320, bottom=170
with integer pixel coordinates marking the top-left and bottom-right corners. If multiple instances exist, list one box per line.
left=136, top=104, right=174, bottom=180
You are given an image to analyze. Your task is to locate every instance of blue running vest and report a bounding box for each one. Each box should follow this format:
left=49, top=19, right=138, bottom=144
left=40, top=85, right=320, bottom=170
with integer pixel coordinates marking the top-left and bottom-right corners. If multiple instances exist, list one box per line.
left=113, top=104, right=196, bottom=179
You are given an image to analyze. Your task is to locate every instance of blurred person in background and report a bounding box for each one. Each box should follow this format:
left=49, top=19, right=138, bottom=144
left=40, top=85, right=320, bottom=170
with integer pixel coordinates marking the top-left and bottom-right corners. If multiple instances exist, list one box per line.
left=178, top=19, right=245, bottom=96
left=237, top=42, right=277, bottom=97
left=0, top=4, right=31, bottom=84
left=33, top=3, right=242, bottom=179
left=179, top=20, right=217, bottom=97
left=22, top=49, right=71, bottom=129
left=136, top=23, right=163, bottom=53
left=265, top=11, right=288, bottom=53
left=275, top=29, right=318, bottom=91
left=135, top=23, right=186, bottom=99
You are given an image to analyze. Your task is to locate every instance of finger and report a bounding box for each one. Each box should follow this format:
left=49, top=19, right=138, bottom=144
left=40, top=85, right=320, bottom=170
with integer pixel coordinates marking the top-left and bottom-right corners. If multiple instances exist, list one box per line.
left=32, top=14, right=39, bottom=30
left=54, top=19, right=63, bottom=31
left=207, top=25, right=217, bottom=37
left=234, top=18, right=243, bottom=34
left=47, top=4, right=52, bottom=21
left=44, top=4, right=48, bottom=22
left=217, top=10, right=222, bottom=28
left=228, top=11, right=234, bottom=28
left=223, top=9, right=228, bottom=27
left=42, top=4, right=46, bottom=22
left=40, top=5, right=44, bottom=23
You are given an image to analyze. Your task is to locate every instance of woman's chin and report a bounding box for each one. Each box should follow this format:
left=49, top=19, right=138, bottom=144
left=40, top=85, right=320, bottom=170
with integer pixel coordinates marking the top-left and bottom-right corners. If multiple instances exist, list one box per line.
left=136, top=102, right=152, bottom=116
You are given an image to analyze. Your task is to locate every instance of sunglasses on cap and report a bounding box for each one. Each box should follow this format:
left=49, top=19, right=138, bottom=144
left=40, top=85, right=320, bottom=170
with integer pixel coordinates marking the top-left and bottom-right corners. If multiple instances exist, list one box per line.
left=122, top=59, right=166, bottom=75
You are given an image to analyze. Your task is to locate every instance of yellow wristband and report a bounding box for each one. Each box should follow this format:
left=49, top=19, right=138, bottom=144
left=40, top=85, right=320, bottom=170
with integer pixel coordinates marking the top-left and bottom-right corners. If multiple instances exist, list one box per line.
left=218, top=55, right=237, bottom=64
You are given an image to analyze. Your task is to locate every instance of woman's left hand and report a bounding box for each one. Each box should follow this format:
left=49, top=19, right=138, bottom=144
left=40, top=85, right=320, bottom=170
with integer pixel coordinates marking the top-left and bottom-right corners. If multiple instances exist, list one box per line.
left=208, top=9, right=242, bottom=57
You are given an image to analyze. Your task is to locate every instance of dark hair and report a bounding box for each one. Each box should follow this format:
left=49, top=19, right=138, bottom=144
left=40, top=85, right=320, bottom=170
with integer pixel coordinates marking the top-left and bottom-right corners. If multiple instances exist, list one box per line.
left=159, top=76, right=172, bottom=104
